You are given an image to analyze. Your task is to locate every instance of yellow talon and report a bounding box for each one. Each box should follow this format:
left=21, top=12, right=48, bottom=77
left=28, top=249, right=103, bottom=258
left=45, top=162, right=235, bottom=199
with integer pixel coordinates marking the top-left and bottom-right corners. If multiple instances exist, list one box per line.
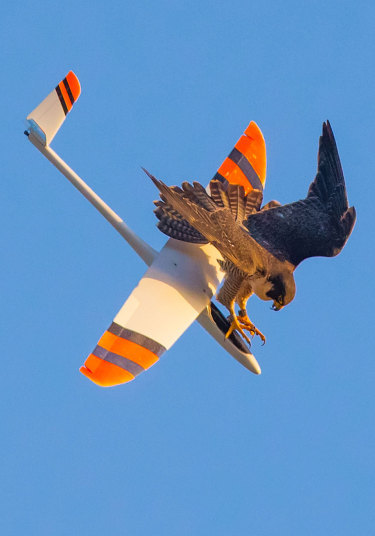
left=225, top=315, right=251, bottom=345
left=237, top=314, right=266, bottom=345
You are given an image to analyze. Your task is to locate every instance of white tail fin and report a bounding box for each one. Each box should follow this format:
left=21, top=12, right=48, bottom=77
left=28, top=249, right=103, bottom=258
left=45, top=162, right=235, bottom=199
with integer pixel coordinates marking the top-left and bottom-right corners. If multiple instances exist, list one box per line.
left=26, top=71, right=81, bottom=145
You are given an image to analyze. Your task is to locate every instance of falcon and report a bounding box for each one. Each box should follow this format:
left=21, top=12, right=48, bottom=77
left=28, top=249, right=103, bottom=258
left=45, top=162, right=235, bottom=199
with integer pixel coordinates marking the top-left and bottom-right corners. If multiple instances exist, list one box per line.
left=145, top=121, right=356, bottom=345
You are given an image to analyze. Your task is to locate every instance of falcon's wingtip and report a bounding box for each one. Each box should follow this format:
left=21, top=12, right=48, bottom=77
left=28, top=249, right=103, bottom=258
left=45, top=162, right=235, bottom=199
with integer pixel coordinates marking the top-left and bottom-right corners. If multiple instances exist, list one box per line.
left=344, top=205, right=357, bottom=234
left=141, top=166, right=154, bottom=180
left=322, top=119, right=335, bottom=141
left=142, top=167, right=164, bottom=190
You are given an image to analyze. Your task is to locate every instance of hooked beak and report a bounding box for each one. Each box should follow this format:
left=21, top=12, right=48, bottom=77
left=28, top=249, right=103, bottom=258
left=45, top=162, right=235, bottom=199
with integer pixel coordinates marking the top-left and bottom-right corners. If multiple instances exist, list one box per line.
left=271, top=301, right=283, bottom=311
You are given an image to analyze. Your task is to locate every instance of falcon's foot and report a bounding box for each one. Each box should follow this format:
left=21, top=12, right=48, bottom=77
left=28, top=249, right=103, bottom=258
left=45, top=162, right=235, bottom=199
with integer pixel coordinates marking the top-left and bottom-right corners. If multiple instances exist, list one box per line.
left=225, top=314, right=252, bottom=345
left=237, top=310, right=266, bottom=345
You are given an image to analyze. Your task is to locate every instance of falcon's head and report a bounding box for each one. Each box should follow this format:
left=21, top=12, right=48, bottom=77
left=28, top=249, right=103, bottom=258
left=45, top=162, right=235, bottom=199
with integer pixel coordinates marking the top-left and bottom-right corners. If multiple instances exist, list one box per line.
left=267, top=272, right=296, bottom=311
left=252, top=271, right=296, bottom=311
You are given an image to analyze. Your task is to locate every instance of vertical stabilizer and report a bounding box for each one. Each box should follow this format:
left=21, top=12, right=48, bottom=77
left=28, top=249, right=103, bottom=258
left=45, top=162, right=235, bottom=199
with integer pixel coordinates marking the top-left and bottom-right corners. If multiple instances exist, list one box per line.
left=26, top=71, right=81, bottom=145
left=213, top=121, right=267, bottom=194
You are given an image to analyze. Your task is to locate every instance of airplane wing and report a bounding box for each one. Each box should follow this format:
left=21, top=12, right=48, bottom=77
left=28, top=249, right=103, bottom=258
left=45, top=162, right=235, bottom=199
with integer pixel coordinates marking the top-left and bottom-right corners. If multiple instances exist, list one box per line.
left=80, top=239, right=223, bottom=386
left=80, top=123, right=267, bottom=387
left=27, top=71, right=81, bottom=145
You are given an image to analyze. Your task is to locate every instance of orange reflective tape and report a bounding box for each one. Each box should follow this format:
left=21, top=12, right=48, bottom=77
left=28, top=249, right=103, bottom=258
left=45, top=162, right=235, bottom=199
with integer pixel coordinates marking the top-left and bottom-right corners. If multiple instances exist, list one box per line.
left=80, top=354, right=134, bottom=387
left=235, top=136, right=254, bottom=161
left=65, top=71, right=81, bottom=102
left=98, top=330, right=159, bottom=370
left=243, top=121, right=266, bottom=186
left=217, top=158, right=254, bottom=195
left=58, top=81, right=72, bottom=112
left=215, top=122, right=266, bottom=193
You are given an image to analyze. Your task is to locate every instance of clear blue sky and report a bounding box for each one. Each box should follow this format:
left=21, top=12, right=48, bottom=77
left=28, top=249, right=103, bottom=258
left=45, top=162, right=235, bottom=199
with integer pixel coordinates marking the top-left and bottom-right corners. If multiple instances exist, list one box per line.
left=1, top=1, right=374, bottom=534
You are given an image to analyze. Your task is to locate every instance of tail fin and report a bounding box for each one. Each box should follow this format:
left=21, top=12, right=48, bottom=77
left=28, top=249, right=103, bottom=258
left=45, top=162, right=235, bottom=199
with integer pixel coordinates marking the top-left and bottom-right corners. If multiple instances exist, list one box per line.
left=26, top=71, right=81, bottom=145
left=213, top=121, right=267, bottom=194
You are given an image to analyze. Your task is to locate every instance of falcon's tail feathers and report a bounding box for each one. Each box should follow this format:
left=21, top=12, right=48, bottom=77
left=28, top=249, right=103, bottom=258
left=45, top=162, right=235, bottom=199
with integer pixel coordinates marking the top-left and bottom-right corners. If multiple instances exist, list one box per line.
left=209, top=180, right=263, bottom=219
left=227, top=184, right=246, bottom=222
left=244, top=189, right=264, bottom=216
left=209, top=180, right=231, bottom=209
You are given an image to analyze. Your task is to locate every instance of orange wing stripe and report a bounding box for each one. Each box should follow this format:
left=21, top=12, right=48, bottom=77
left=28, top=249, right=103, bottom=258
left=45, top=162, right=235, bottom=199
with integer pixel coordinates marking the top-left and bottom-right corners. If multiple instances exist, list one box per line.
left=98, top=330, right=159, bottom=370
left=80, top=328, right=161, bottom=387
left=80, top=354, right=134, bottom=387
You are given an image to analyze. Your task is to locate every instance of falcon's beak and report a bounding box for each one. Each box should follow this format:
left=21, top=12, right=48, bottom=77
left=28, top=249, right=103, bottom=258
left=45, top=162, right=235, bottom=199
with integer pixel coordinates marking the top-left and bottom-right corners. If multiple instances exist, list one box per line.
left=271, top=301, right=283, bottom=311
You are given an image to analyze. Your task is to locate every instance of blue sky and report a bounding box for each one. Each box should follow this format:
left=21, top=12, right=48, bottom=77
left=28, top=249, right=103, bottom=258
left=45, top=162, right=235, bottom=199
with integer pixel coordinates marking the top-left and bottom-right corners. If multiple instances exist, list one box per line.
left=1, top=1, right=374, bottom=534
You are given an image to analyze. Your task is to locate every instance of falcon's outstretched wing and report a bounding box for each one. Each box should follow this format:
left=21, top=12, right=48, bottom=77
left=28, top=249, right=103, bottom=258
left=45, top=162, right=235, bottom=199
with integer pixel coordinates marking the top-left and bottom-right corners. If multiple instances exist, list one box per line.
left=244, top=121, right=356, bottom=267
left=153, top=180, right=265, bottom=244
left=146, top=171, right=266, bottom=275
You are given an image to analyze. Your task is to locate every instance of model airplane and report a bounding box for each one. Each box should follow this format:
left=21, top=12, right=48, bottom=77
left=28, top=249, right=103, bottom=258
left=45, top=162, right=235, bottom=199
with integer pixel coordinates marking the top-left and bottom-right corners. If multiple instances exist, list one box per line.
left=25, top=71, right=269, bottom=386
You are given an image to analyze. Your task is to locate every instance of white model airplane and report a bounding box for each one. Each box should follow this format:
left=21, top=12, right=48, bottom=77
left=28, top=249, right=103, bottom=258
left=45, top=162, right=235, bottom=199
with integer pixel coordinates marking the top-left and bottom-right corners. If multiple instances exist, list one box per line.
left=25, top=71, right=268, bottom=387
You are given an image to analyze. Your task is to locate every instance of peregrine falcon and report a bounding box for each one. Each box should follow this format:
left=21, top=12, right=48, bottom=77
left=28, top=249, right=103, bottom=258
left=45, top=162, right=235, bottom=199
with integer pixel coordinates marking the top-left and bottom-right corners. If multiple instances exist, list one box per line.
left=145, top=121, right=356, bottom=345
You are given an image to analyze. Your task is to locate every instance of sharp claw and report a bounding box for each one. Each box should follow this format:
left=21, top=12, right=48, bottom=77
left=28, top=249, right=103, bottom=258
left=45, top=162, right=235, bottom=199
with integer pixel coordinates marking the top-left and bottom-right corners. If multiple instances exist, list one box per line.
left=237, top=314, right=266, bottom=345
left=225, top=315, right=251, bottom=345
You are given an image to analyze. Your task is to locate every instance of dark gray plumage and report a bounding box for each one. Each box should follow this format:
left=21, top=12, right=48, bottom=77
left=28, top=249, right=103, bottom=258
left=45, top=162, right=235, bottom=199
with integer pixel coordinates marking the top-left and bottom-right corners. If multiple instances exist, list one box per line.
left=243, top=122, right=356, bottom=266
left=145, top=121, right=356, bottom=345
